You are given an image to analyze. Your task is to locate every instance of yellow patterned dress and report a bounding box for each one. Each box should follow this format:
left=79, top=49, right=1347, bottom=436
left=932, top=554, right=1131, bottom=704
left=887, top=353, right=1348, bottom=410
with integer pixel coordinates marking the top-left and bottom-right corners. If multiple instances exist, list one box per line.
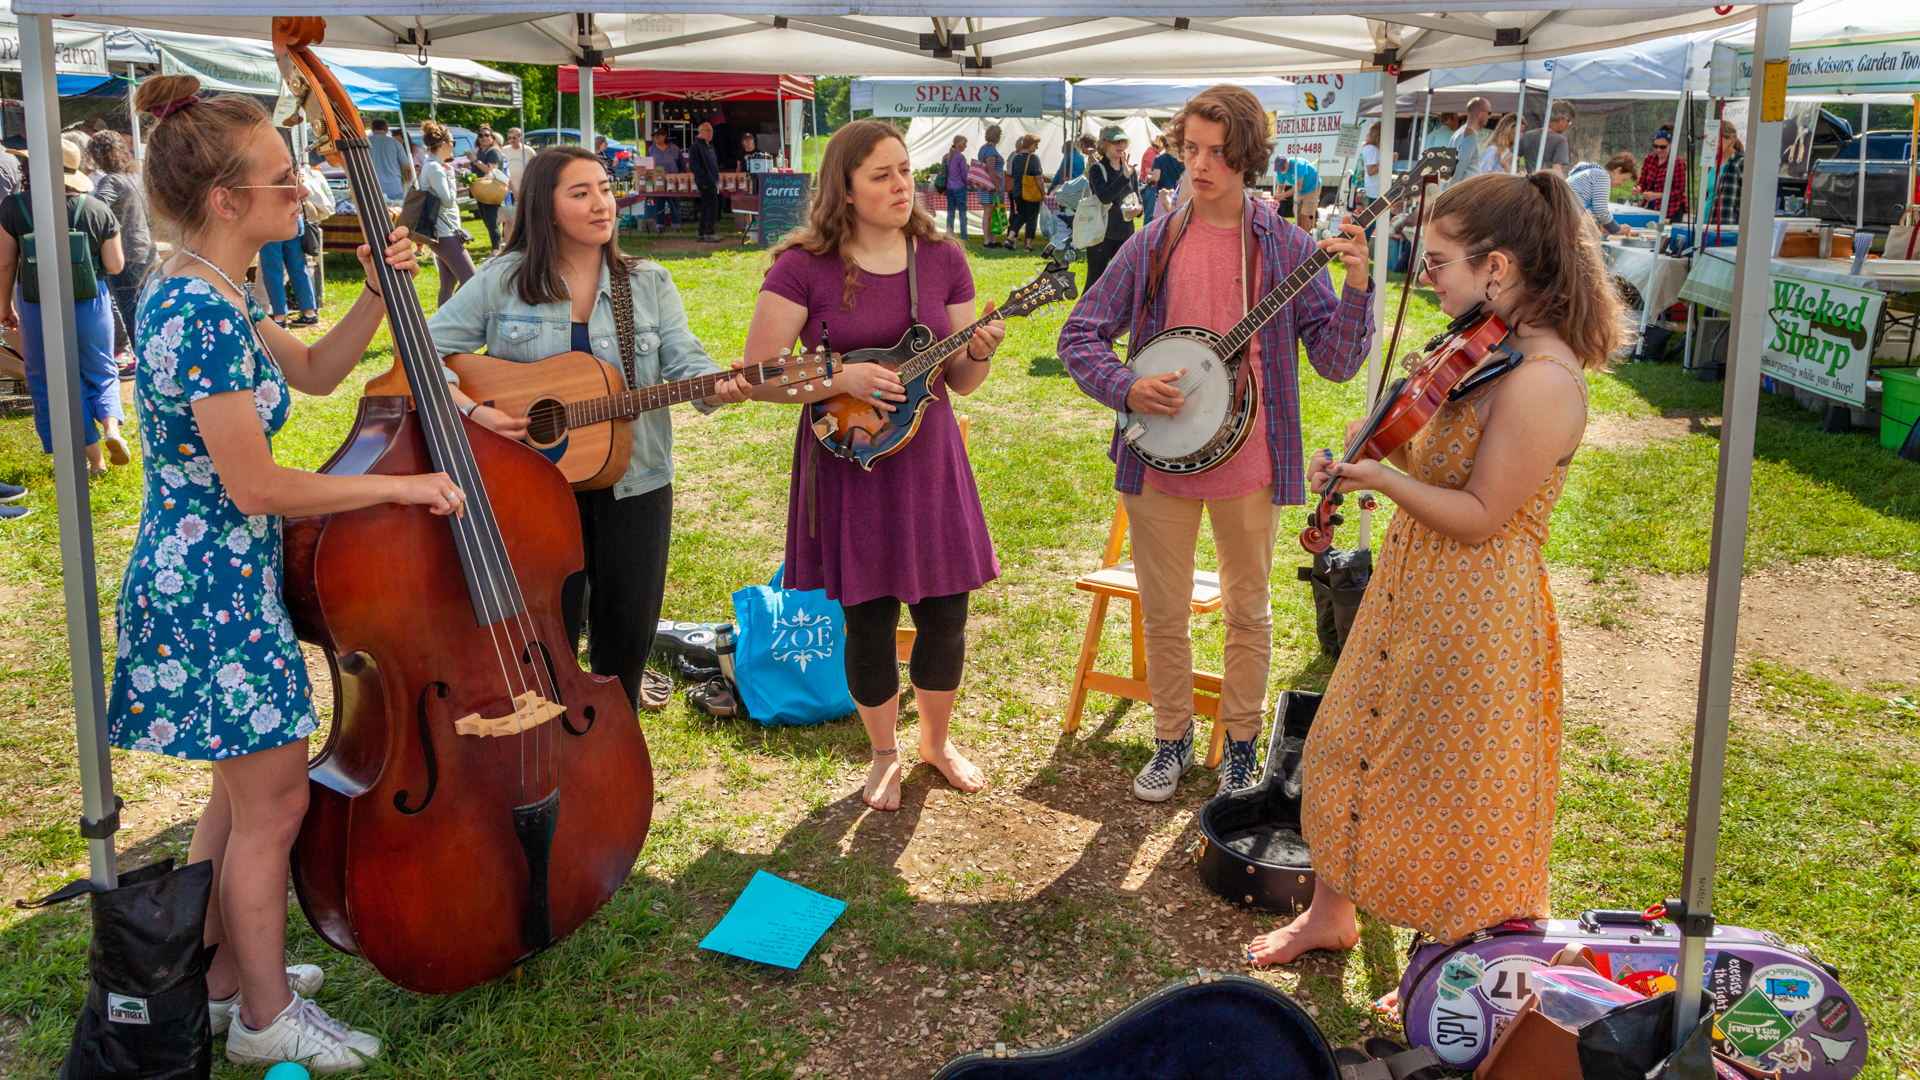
left=1300, top=355, right=1584, bottom=944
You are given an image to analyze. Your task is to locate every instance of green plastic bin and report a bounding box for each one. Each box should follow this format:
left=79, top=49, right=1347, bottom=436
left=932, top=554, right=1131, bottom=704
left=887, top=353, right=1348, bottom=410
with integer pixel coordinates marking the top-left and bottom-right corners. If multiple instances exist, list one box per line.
left=1881, top=368, right=1920, bottom=451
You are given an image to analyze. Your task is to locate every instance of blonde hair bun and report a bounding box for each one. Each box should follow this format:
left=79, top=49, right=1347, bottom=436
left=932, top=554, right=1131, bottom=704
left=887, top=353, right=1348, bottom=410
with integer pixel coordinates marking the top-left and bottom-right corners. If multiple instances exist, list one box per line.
left=133, top=74, right=202, bottom=118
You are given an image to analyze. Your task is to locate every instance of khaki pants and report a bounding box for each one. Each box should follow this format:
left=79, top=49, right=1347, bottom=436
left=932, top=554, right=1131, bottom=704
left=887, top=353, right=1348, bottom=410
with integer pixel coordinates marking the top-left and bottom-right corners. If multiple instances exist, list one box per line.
left=1120, top=483, right=1279, bottom=743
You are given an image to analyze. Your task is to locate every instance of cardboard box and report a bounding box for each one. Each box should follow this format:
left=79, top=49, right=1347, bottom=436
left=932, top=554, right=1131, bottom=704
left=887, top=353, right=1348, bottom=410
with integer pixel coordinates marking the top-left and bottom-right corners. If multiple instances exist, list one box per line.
left=1474, top=996, right=1581, bottom=1080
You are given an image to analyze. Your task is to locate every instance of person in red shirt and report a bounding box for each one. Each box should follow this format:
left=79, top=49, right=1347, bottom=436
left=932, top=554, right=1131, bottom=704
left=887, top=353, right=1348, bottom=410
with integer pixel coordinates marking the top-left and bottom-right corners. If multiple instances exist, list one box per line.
left=1633, top=127, right=1689, bottom=220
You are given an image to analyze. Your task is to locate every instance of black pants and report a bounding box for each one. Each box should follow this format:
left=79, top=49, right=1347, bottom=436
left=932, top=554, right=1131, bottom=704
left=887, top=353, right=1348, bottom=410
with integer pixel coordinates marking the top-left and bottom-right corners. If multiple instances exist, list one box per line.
left=698, top=184, right=719, bottom=237
left=560, top=484, right=672, bottom=706
left=1085, top=237, right=1125, bottom=292
left=840, top=592, right=970, bottom=708
left=1010, top=199, right=1041, bottom=240
left=475, top=200, right=502, bottom=250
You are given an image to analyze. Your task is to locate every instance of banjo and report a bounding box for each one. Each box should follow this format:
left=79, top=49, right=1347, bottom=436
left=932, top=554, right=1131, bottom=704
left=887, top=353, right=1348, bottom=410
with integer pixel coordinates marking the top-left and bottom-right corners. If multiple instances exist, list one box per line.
left=1119, top=147, right=1457, bottom=474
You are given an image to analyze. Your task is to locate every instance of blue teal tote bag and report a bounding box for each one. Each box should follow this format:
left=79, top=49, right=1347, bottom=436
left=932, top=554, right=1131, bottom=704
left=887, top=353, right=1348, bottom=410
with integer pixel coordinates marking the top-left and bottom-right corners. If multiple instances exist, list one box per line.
left=730, top=566, right=856, bottom=727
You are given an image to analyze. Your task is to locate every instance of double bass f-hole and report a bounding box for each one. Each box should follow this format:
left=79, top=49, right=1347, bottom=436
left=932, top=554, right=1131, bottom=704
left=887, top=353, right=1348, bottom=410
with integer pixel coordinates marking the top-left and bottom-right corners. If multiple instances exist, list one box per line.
left=394, top=682, right=448, bottom=816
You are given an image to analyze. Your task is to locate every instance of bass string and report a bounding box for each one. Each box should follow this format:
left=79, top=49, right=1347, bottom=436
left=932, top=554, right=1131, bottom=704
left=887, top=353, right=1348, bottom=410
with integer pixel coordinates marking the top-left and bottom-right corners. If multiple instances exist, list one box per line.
left=333, top=101, right=562, bottom=795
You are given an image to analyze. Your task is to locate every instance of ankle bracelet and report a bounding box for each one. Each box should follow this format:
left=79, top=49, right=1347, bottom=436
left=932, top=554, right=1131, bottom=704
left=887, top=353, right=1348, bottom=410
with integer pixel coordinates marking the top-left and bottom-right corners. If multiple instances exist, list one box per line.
left=872, top=746, right=899, bottom=757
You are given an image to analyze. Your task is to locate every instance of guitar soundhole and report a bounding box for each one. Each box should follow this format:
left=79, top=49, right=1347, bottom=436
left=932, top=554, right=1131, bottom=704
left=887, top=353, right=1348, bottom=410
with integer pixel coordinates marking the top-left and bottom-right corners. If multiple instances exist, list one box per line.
left=525, top=397, right=568, bottom=448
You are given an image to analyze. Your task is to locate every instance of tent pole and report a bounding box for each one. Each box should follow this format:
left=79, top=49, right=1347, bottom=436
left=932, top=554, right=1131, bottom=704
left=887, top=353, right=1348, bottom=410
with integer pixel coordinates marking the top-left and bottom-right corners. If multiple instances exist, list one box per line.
left=1358, top=66, right=1396, bottom=550
left=579, top=64, right=594, bottom=152
left=23, top=13, right=117, bottom=892
left=1414, top=90, right=1431, bottom=154
left=1655, top=90, right=1686, bottom=253
left=126, top=63, right=142, bottom=163
left=1509, top=79, right=1527, bottom=174
left=1675, top=0, right=1791, bottom=1050
left=1856, top=101, right=1868, bottom=231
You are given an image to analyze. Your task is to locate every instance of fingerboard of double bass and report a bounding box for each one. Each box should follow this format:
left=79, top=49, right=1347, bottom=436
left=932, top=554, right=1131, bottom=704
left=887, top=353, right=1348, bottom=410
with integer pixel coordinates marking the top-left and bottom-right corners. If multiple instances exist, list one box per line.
left=1212, top=195, right=1391, bottom=361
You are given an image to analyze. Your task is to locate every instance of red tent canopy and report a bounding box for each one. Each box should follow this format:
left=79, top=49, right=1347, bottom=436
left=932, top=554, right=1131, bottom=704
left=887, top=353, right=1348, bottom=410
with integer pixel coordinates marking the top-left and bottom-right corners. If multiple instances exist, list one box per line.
left=557, top=68, right=813, bottom=101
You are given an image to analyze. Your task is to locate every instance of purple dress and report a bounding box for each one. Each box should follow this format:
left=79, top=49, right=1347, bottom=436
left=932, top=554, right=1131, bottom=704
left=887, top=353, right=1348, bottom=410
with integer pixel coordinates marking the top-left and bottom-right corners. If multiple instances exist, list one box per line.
left=764, top=240, right=1000, bottom=607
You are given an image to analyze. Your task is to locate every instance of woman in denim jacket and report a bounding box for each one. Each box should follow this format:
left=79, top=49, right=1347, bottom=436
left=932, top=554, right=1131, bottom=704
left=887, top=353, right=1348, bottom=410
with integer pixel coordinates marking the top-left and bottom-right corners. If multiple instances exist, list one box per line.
left=429, top=145, right=750, bottom=709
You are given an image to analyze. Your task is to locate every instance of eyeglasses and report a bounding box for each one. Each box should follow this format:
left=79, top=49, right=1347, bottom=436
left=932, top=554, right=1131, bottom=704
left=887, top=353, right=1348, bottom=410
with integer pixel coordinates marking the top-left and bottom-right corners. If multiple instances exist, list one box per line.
left=1419, top=251, right=1480, bottom=277
left=1652, top=142, right=1671, bottom=151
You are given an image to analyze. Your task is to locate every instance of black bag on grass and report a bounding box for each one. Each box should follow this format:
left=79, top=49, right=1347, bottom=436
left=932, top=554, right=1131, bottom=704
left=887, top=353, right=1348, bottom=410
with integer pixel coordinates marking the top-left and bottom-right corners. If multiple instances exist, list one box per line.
left=19, top=858, right=215, bottom=1080
left=932, top=970, right=1336, bottom=1080
left=1298, top=548, right=1371, bottom=658
left=1576, top=990, right=1715, bottom=1080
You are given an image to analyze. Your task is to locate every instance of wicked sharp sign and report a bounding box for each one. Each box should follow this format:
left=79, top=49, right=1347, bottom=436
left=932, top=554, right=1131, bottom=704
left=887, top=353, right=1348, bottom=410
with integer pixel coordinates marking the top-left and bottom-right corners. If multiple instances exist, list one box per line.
left=1764, top=271, right=1882, bottom=406
left=870, top=80, right=1046, bottom=118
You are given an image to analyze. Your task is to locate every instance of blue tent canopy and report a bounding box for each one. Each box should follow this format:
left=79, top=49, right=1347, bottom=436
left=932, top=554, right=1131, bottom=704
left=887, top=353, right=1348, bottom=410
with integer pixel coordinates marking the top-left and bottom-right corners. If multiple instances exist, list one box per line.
left=111, top=27, right=401, bottom=112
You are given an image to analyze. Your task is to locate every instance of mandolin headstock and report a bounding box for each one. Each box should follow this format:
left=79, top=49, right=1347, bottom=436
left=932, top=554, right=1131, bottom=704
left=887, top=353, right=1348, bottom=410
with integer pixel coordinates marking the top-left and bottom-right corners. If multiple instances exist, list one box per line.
left=767, top=345, right=840, bottom=395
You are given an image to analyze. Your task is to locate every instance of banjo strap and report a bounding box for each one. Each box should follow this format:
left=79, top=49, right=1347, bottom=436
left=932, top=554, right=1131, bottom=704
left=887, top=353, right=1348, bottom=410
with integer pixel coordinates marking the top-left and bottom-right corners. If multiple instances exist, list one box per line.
left=1136, top=191, right=1259, bottom=360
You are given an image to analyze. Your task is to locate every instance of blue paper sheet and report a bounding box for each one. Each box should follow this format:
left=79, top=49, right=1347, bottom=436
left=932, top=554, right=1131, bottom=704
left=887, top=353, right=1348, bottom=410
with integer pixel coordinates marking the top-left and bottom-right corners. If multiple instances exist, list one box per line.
left=697, top=871, right=847, bottom=969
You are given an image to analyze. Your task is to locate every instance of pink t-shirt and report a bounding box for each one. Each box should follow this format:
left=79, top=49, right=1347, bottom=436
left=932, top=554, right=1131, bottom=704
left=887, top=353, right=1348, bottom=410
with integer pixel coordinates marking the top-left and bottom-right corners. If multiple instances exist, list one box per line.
left=1144, top=218, right=1272, bottom=501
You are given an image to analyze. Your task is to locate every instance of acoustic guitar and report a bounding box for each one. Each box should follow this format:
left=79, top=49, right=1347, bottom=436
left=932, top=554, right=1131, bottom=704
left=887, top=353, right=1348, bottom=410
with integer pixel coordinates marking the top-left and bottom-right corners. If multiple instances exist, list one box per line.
left=450, top=347, right=837, bottom=489
left=809, top=252, right=1077, bottom=470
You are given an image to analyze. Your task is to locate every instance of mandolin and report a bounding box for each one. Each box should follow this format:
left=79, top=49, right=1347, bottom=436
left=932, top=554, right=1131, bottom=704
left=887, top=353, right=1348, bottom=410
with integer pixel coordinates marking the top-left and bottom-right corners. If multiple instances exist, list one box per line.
left=450, top=346, right=837, bottom=489
left=809, top=251, right=1076, bottom=470
left=275, top=19, right=650, bottom=995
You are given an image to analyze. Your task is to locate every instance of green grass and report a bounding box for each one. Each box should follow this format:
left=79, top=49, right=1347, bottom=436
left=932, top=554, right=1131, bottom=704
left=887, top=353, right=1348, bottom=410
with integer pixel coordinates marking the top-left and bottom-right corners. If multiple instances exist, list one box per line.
left=0, top=216, right=1917, bottom=1076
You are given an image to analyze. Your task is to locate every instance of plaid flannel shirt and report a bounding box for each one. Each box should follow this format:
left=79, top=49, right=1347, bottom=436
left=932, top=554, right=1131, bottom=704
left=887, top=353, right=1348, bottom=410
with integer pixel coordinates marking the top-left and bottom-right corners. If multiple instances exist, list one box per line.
left=1708, top=151, right=1744, bottom=227
left=1057, top=197, right=1376, bottom=506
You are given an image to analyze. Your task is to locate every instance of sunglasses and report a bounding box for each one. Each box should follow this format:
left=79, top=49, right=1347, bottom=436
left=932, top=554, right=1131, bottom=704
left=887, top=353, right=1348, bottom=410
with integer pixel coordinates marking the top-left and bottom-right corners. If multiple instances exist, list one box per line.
left=1653, top=142, right=1671, bottom=150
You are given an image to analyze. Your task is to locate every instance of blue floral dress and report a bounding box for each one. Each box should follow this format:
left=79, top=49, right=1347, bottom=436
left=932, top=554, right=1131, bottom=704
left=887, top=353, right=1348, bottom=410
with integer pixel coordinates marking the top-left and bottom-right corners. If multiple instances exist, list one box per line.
left=107, top=276, right=315, bottom=760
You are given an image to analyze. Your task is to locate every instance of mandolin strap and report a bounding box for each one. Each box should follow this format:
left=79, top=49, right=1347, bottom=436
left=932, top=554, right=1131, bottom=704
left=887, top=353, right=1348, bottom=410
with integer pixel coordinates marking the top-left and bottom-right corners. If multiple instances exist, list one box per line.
left=609, top=264, right=639, bottom=391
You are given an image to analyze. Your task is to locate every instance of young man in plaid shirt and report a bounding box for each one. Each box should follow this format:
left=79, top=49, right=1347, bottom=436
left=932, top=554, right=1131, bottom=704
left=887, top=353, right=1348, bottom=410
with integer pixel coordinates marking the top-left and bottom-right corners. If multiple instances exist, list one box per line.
left=1058, top=84, right=1376, bottom=801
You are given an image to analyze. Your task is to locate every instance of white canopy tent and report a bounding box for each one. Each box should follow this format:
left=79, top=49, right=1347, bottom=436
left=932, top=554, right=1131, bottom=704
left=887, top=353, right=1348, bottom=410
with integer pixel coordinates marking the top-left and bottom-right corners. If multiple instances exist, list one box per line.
left=13, top=3, right=1798, bottom=1057
left=1071, top=77, right=1299, bottom=116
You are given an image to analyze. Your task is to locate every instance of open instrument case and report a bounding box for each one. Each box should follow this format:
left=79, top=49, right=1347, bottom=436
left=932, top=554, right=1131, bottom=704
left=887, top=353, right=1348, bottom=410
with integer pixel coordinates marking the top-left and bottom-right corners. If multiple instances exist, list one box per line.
left=1195, top=691, right=1320, bottom=913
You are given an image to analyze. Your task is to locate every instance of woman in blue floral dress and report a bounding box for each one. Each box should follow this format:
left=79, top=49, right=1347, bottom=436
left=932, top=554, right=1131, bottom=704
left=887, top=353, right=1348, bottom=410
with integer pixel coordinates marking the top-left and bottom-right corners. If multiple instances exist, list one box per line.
left=105, top=75, right=461, bottom=1072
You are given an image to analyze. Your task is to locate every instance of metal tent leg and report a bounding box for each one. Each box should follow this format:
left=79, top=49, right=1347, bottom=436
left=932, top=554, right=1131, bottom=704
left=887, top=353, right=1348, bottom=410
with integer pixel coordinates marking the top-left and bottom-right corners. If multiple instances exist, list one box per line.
left=1673, top=0, right=1792, bottom=1049
left=22, top=13, right=117, bottom=891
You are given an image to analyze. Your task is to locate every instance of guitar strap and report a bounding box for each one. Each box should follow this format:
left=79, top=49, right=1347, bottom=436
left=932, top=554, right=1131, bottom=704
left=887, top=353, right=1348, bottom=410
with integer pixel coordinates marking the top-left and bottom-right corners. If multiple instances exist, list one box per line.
left=609, top=264, right=640, bottom=390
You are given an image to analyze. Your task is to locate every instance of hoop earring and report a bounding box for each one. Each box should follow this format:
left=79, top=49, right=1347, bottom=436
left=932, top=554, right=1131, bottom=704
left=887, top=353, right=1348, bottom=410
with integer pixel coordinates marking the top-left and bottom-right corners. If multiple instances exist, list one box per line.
left=1484, top=278, right=1502, bottom=304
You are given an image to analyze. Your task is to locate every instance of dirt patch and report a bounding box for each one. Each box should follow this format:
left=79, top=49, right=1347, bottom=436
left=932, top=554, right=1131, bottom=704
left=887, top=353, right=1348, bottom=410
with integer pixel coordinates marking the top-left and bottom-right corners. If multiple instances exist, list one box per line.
left=1580, top=408, right=1719, bottom=449
left=1555, top=558, right=1920, bottom=751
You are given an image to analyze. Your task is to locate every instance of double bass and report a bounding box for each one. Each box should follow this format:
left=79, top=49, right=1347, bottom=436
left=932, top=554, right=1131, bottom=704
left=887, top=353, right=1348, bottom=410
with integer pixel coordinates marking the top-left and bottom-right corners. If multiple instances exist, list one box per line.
left=274, top=19, right=650, bottom=995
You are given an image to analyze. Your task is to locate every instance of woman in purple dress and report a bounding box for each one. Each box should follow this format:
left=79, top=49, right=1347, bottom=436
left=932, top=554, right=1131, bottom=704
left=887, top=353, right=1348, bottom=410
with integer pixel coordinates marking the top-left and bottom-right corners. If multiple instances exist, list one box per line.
left=743, top=120, right=1005, bottom=811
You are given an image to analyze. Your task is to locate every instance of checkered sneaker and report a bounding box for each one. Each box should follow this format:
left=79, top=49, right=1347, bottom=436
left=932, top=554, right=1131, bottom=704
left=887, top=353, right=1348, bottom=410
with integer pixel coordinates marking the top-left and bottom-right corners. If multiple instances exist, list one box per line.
left=1132, top=726, right=1194, bottom=802
left=1218, top=737, right=1261, bottom=796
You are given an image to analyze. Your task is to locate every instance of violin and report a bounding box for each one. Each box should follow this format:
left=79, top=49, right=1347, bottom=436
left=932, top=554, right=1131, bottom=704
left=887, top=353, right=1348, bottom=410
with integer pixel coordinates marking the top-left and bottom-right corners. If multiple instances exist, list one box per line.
left=275, top=19, right=650, bottom=995
left=1298, top=307, right=1522, bottom=554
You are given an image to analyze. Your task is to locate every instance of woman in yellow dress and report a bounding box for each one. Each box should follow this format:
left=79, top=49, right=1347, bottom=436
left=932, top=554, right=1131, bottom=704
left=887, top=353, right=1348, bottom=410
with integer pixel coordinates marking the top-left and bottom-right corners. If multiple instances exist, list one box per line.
left=1249, top=170, right=1623, bottom=965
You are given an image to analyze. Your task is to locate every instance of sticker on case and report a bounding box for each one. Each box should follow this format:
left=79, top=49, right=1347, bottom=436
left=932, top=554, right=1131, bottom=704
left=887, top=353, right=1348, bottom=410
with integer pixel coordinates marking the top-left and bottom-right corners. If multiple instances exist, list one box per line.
left=1478, top=955, right=1543, bottom=1014
left=1426, top=994, right=1487, bottom=1064
left=1711, top=953, right=1754, bottom=1015
left=1807, top=1033, right=1856, bottom=1066
left=1814, top=994, right=1852, bottom=1034
left=1764, top=1036, right=1815, bottom=1074
left=1751, top=963, right=1824, bottom=1017
left=1435, top=953, right=1485, bottom=1002
left=1720, top=988, right=1796, bottom=1058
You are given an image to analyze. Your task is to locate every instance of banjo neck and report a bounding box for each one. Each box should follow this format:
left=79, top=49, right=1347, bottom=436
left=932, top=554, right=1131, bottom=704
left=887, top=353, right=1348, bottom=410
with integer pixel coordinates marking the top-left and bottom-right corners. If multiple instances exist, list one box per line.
left=1211, top=188, right=1396, bottom=362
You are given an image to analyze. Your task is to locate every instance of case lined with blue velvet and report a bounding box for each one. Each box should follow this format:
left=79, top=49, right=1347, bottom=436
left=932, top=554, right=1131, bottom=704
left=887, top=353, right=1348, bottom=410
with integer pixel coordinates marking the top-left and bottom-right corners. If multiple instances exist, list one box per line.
left=932, top=971, right=1337, bottom=1080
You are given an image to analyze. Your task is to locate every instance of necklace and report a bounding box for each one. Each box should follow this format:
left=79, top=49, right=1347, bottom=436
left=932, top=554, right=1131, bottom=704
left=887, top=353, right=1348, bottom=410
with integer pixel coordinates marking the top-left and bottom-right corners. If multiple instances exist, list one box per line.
left=180, top=247, right=273, bottom=361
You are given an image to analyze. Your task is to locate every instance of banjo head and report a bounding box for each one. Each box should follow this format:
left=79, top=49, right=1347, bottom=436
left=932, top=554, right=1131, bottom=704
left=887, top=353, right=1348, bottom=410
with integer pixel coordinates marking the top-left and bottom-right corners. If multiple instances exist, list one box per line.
left=1124, top=329, right=1233, bottom=460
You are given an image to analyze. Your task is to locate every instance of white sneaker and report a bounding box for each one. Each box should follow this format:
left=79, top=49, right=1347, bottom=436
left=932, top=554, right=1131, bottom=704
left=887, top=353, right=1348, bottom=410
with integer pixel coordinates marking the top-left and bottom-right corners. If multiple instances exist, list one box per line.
left=224, top=994, right=379, bottom=1074
left=210, top=964, right=326, bottom=1036
left=1132, top=726, right=1195, bottom=802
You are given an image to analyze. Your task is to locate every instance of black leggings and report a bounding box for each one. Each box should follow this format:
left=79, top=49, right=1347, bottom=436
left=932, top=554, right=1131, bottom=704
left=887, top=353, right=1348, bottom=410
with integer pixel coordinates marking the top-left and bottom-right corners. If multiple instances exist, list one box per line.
left=841, top=592, right=969, bottom=708
left=560, top=484, right=672, bottom=706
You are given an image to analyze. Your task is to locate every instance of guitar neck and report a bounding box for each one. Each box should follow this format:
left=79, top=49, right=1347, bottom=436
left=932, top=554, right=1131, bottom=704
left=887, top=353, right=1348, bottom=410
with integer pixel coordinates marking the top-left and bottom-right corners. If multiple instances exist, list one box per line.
left=1214, top=192, right=1395, bottom=361
left=563, top=360, right=800, bottom=429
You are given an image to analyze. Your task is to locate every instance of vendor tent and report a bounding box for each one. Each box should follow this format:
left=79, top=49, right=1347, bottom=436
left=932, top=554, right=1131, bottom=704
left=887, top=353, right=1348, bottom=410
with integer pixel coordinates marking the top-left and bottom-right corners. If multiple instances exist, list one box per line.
left=9, top=3, right=1806, bottom=1058
left=1711, top=0, right=1920, bottom=97
left=314, top=48, right=523, bottom=108
left=1070, top=77, right=1298, bottom=116
left=110, top=26, right=403, bottom=110
left=852, top=76, right=1066, bottom=115
left=561, top=67, right=810, bottom=101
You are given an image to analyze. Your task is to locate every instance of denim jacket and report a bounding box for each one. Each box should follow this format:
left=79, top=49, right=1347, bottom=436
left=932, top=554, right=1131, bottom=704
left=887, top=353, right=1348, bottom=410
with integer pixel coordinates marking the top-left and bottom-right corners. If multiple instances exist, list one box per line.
left=427, top=251, right=722, bottom=500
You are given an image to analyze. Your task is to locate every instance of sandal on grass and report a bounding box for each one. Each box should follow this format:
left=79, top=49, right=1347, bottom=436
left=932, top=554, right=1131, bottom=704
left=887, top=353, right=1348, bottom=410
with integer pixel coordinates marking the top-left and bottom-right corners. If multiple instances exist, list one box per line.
left=686, top=677, right=737, bottom=718
left=637, top=668, right=672, bottom=711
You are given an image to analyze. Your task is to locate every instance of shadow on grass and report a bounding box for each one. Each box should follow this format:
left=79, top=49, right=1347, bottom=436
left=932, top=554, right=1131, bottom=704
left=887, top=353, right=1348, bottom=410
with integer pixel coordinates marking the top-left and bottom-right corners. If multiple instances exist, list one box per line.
left=1027, top=355, right=1069, bottom=379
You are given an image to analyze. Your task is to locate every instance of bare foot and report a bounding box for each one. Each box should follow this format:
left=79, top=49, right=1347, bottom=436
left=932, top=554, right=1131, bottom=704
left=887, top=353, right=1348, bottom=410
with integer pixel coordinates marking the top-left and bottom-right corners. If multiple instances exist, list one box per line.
left=1245, top=907, right=1360, bottom=967
left=863, top=753, right=902, bottom=811
left=918, top=738, right=986, bottom=793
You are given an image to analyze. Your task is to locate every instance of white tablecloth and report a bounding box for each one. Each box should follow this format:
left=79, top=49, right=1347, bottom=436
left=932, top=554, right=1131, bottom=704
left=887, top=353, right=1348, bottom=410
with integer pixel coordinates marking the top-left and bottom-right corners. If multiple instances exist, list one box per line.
left=1601, top=244, right=1692, bottom=316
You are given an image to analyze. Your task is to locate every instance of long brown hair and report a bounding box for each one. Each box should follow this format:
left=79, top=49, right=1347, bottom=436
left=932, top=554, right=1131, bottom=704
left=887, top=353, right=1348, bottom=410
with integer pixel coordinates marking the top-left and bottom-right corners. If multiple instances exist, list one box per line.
left=1165, top=84, right=1275, bottom=187
left=498, top=145, right=634, bottom=306
left=768, top=119, right=947, bottom=310
left=1428, top=171, right=1625, bottom=368
left=133, top=74, right=273, bottom=242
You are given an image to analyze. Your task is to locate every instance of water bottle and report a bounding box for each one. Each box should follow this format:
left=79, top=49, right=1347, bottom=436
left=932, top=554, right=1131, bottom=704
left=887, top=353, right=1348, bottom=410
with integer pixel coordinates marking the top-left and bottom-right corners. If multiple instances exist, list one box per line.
left=715, top=623, right=737, bottom=688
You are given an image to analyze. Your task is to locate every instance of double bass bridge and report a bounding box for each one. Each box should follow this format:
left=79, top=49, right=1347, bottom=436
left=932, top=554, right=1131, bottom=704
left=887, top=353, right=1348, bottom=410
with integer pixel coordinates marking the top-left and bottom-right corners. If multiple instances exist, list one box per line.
left=453, top=693, right=566, bottom=738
